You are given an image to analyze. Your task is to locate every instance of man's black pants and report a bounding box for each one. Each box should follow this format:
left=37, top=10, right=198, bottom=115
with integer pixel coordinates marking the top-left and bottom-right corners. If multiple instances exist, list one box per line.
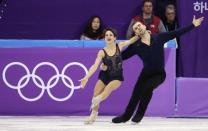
left=122, top=69, right=166, bottom=121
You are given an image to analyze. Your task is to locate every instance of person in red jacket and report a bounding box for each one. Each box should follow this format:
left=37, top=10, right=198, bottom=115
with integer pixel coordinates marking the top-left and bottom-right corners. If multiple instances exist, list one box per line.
left=126, top=0, right=166, bottom=39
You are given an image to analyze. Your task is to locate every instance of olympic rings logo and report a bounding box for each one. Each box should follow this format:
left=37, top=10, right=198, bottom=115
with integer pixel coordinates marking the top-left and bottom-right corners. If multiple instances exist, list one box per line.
left=2, top=62, right=88, bottom=102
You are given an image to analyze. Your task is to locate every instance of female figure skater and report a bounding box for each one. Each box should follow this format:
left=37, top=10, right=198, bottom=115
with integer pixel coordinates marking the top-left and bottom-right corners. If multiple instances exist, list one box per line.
left=80, top=28, right=139, bottom=124
left=110, top=16, right=204, bottom=124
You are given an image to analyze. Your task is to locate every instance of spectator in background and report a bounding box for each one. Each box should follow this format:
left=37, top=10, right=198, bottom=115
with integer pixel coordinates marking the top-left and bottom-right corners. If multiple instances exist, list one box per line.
left=126, top=0, right=166, bottom=39
left=80, top=16, right=104, bottom=40
left=155, top=0, right=176, bottom=23
left=163, top=4, right=179, bottom=48
left=164, top=4, right=178, bottom=32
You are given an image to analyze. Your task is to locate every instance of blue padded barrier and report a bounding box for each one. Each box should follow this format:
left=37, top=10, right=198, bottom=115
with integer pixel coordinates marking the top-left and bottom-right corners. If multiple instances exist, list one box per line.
left=0, top=40, right=84, bottom=48
left=0, top=39, right=177, bottom=48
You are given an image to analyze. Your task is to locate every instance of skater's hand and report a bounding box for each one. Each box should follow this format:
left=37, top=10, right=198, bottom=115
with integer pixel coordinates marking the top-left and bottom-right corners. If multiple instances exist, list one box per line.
left=100, top=63, right=107, bottom=71
left=80, top=77, right=88, bottom=89
left=192, top=15, right=204, bottom=27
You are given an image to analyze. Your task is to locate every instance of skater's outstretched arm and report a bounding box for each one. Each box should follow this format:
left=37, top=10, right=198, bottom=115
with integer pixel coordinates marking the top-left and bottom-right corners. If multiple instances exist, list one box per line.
left=80, top=50, right=104, bottom=88
left=157, top=16, right=204, bottom=44
left=118, top=35, right=139, bottom=51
